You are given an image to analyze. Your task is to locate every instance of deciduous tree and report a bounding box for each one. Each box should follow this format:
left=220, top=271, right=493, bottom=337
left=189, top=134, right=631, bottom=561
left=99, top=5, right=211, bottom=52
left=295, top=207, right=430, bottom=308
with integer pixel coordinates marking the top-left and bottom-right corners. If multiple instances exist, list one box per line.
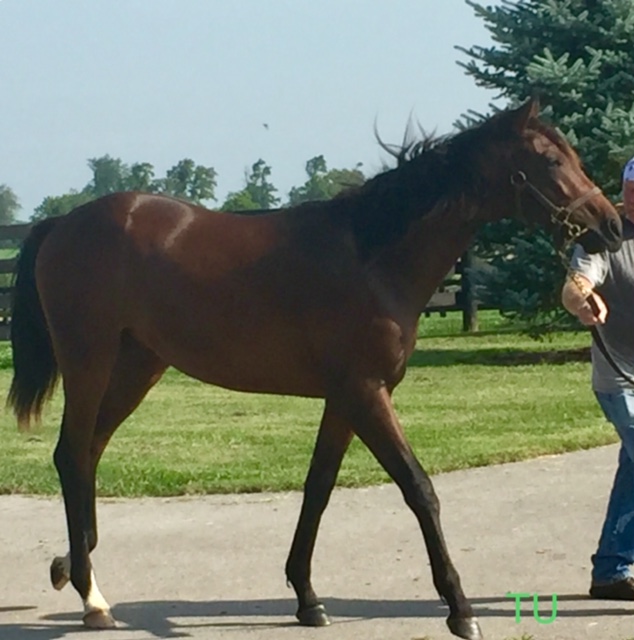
left=221, top=159, right=279, bottom=212
left=287, top=156, right=364, bottom=205
left=0, top=184, right=20, bottom=225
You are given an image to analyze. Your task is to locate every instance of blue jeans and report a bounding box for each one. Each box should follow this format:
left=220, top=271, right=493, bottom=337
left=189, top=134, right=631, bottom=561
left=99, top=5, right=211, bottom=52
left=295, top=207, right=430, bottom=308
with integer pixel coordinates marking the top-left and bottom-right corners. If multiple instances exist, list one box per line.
left=592, top=389, right=634, bottom=584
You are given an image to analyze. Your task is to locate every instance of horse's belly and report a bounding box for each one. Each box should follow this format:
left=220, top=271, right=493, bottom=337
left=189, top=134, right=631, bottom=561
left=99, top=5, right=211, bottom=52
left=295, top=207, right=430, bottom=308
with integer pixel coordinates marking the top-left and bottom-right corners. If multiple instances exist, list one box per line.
left=186, top=352, right=325, bottom=397
left=143, top=325, right=327, bottom=398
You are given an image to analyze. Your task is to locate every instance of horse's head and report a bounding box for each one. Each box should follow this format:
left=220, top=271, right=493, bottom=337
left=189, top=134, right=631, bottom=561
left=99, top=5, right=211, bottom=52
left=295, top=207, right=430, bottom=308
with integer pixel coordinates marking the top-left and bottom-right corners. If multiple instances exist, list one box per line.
left=473, top=98, right=623, bottom=254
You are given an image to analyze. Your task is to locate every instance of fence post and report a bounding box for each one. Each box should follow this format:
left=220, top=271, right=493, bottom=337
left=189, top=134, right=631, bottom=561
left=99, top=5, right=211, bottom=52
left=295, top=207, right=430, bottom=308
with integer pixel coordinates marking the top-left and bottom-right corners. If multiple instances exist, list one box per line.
left=0, top=222, right=32, bottom=341
left=461, top=249, right=478, bottom=332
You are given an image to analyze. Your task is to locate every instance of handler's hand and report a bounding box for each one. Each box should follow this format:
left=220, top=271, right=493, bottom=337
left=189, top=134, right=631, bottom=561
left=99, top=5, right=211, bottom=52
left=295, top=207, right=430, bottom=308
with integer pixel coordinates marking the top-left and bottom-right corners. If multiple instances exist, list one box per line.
left=578, top=293, right=608, bottom=326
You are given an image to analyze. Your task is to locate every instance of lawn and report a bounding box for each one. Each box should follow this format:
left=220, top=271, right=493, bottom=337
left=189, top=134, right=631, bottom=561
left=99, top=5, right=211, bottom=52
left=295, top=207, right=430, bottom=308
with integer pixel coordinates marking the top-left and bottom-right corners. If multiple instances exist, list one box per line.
left=0, top=311, right=617, bottom=496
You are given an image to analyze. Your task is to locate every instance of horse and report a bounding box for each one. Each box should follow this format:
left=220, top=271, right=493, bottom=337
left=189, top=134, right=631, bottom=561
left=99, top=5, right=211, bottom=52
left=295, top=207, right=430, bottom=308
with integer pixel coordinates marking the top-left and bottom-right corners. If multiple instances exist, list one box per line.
left=7, top=97, right=623, bottom=640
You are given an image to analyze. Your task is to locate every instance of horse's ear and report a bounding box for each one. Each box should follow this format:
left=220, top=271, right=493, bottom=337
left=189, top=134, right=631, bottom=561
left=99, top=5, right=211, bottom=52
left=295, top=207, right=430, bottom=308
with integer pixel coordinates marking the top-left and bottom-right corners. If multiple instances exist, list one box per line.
left=506, top=97, right=540, bottom=133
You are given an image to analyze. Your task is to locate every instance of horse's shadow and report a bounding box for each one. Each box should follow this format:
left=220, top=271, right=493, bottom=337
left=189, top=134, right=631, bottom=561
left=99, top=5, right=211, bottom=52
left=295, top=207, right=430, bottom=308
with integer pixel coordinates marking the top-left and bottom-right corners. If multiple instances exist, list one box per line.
left=0, top=594, right=631, bottom=640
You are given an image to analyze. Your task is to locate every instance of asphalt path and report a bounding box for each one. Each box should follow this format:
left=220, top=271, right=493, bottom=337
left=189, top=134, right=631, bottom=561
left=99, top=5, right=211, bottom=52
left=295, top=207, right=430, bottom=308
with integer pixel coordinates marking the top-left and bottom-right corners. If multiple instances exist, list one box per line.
left=2, top=444, right=633, bottom=640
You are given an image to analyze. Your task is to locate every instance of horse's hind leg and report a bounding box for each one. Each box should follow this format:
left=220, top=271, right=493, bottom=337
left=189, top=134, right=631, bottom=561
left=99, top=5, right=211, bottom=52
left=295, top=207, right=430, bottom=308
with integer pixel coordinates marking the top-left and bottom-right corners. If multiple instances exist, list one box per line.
left=286, top=402, right=353, bottom=626
left=52, top=349, right=119, bottom=628
left=340, top=385, right=482, bottom=640
left=87, top=336, right=166, bottom=555
left=51, top=334, right=166, bottom=627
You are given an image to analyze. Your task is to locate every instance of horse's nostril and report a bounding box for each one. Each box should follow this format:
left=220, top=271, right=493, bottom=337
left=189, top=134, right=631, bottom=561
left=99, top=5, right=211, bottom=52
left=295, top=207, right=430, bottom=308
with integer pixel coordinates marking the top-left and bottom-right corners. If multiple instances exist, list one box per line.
left=607, top=217, right=623, bottom=239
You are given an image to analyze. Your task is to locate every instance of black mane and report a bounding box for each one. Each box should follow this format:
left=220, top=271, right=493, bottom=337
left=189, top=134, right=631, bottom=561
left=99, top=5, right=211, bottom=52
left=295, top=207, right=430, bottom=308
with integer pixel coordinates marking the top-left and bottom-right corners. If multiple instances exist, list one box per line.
left=285, top=105, right=571, bottom=261
left=328, top=117, right=502, bottom=259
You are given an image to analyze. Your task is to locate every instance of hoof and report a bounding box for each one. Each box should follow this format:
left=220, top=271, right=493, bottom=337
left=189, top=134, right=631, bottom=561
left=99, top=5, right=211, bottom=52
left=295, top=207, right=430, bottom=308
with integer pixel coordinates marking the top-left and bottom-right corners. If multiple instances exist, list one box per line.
left=447, top=616, right=483, bottom=640
left=297, top=603, right=331, bottom=627
left=83, top=609, right=117, bottom=629
left=50, top=557, right=70, bottom=591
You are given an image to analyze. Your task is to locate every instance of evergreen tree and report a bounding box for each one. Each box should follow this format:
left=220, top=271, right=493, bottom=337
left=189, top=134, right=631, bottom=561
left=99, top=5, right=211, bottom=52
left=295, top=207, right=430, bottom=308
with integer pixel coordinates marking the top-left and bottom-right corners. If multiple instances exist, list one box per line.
left=458, top=0, right=634, bottom=332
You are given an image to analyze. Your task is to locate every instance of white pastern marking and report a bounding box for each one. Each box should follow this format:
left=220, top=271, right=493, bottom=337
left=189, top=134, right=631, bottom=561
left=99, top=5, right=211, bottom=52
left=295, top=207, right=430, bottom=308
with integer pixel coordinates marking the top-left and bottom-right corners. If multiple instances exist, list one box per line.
left=83, top=570, right=111, bottom=615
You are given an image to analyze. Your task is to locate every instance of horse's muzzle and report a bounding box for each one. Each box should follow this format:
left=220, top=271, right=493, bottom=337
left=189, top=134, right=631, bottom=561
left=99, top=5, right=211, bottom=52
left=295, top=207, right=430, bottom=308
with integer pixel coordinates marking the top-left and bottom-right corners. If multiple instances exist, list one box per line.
left=577, top=215, right=623, bottom=254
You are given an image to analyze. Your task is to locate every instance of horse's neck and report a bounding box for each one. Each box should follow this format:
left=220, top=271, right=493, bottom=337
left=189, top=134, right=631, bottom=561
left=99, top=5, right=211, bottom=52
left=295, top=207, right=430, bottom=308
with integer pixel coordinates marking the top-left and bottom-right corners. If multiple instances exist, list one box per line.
left=373, top=203, right=479, bottom=319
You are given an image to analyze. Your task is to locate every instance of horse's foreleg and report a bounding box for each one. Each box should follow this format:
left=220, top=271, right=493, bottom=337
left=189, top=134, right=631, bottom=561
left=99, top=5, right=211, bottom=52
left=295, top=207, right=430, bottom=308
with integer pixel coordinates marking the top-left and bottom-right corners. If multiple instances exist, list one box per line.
left=286, top=403, right=353, bottom=626
left=343, top=384, right=482, bottom=640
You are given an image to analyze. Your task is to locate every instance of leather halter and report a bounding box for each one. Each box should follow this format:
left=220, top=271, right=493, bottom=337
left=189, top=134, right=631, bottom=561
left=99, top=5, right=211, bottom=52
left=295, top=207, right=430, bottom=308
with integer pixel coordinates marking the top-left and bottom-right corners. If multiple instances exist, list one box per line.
left=510, top=170, right=601, bottom=233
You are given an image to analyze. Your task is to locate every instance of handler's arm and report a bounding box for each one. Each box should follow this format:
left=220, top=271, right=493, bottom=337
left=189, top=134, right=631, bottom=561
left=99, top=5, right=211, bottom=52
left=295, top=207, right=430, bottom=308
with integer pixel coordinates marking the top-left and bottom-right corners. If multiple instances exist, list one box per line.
left=561, top=273, right=608, bottom=326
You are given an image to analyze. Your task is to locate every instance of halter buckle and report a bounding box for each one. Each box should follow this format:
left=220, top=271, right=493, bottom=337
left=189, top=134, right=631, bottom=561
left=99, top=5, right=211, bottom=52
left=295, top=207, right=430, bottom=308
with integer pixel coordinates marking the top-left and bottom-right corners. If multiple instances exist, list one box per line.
left=510, top=171, right=527, bottom=188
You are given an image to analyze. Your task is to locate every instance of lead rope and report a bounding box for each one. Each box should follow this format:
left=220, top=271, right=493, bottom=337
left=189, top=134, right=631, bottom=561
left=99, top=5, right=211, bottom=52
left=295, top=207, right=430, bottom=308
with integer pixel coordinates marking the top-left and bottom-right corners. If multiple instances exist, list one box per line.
left=560, top=208, right=634, bottom=386
left=569, top=272, right=634, bottom=386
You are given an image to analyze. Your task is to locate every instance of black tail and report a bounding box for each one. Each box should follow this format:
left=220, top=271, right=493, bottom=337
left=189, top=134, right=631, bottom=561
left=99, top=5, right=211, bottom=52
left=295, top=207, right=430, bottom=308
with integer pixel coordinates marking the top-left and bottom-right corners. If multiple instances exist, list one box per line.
left=7, top=218, right=60, bottom=430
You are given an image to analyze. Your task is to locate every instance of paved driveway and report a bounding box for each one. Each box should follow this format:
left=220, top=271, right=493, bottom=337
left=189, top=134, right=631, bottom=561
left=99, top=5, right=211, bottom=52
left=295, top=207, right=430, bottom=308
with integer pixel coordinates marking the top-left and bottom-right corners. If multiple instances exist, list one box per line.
left=2, top=445, right=633, bottom=640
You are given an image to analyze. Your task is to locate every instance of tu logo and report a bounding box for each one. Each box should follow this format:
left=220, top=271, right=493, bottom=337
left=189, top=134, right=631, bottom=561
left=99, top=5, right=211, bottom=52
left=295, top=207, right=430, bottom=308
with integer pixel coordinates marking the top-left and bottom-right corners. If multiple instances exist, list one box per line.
left=506, top=592, right=558, bottom=624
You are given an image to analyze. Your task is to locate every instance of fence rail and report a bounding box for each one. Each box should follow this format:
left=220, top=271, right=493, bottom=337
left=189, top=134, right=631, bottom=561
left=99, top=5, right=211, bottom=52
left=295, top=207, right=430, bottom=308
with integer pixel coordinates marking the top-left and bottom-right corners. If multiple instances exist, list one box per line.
left=0, top=223, right=479, bottom=341
left=0, top=223, right=32, bottom=242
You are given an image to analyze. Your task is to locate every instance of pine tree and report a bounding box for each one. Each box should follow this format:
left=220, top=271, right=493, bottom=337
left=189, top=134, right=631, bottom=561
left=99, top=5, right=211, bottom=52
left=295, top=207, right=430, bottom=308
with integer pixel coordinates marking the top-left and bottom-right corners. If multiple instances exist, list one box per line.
left=457, top=0, right=634, bottom=333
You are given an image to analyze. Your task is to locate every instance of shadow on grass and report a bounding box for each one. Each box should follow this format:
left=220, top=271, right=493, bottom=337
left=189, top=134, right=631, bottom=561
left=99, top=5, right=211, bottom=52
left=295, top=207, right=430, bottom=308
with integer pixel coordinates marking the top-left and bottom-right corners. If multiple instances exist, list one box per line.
left=408, top=347, right=590, bottom=368
left=418, top=326, right=523, bottom=340
left=3, top=594, right=630, bottom=639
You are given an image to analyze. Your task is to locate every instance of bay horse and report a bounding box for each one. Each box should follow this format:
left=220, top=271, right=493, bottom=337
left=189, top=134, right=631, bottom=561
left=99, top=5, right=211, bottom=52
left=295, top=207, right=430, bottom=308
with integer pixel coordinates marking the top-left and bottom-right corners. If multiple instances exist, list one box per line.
left=7, top=98, right=623, bottom=640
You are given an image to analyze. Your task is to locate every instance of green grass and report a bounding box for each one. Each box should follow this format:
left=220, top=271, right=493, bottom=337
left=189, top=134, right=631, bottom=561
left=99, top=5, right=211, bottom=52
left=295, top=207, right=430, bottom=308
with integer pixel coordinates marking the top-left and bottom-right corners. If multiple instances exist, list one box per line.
left=0, top=312, right=617, bottom=496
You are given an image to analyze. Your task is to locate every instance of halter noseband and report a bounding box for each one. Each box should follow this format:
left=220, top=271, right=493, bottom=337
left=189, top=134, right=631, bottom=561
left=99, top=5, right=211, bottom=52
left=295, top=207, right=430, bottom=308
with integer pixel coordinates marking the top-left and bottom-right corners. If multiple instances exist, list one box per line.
left=510, top=170, right=601, bottom=241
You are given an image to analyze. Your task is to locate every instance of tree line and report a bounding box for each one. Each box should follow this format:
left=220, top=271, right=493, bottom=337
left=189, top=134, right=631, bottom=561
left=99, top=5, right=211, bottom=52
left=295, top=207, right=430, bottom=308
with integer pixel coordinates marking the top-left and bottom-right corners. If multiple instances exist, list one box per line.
left=0, top=154, right=365, bottom=225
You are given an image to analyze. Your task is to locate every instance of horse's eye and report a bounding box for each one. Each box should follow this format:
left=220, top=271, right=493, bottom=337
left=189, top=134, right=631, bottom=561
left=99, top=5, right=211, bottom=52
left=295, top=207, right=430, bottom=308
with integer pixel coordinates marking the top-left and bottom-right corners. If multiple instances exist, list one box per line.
left=547, top=156, right=562, bottom=168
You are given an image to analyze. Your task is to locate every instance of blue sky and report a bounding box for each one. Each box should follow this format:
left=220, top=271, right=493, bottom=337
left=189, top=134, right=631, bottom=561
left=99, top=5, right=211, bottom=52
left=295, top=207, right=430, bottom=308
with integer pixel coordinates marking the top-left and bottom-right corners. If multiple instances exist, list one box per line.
left=1, top=0, right=504, bottom=220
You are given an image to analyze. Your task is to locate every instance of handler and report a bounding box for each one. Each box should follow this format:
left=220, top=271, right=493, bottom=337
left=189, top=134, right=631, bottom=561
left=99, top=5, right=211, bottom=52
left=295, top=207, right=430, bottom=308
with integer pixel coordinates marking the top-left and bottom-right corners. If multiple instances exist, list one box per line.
left=561, top=156, right=634, bottom=599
